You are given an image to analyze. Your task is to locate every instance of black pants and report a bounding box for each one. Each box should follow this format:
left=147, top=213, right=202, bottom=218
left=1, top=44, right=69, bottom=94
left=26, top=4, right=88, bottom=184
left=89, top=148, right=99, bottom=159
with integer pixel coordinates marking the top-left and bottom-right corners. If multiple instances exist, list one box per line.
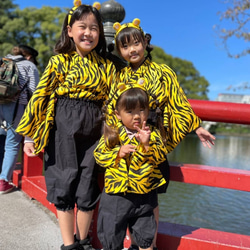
left=98, top=189, right=157, bottom=250
left=44, top=97, right=102, bottom=211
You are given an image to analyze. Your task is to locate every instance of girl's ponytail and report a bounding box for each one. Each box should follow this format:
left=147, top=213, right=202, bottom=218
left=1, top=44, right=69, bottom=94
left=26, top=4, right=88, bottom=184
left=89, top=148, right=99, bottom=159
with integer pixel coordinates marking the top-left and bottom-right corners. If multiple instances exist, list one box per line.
left=101, top=100, right=120, bottom=148
left=145, top=33, right=153, bottom=60
left=155, top=106, right=167, bottom=146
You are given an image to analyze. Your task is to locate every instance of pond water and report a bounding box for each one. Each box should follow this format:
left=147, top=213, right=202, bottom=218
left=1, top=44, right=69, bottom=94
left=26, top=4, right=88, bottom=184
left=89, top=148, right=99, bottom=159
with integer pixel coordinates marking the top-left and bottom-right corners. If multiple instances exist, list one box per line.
left=158, top=134, right=250, bottom=235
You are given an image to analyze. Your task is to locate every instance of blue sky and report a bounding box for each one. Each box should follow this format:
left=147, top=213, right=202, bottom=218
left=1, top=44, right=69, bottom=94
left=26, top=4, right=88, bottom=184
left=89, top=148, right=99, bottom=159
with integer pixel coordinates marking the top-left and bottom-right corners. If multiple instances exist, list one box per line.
left=14, top=0, right=250, bottom=101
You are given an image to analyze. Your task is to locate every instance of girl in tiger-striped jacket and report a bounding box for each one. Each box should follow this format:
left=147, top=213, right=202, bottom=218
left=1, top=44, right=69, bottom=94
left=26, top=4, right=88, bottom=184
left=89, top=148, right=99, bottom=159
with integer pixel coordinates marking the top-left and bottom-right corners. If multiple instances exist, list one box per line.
left=94, top=82, right=167, bottom=250
left=16, top=2, right=116, bottom=250
left=108, top=18, right=216, bottom=250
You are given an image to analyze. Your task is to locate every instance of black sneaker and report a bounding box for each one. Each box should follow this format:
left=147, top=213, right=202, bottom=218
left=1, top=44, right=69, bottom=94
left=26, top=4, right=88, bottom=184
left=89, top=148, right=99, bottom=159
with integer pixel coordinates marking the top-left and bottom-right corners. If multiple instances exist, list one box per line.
left=128, top=245, right=158, bottom=250
left=78, top=236, right=95, bottom=250
left=61, top=242, right=80, bottom=250
left=128, top=245, right=139, bottom=250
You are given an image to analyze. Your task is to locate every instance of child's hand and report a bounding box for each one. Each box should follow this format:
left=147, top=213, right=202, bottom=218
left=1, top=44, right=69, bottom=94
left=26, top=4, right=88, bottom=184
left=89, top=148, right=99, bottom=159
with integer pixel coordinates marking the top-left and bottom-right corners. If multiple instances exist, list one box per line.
left=23, top=142, right=37, bottom=157
left=134, top=121, right=151, bottom=147
left=118, top=144, right=136, bottom=158
left=195, top=126, right=216, bottom=148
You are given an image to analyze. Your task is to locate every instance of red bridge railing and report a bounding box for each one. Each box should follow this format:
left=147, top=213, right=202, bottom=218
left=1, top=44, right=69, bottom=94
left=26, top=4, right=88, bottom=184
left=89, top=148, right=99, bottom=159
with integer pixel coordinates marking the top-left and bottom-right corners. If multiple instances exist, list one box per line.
left=13, top=100, right=250, bottom=250
left=189, top=99, right=250, bottom=124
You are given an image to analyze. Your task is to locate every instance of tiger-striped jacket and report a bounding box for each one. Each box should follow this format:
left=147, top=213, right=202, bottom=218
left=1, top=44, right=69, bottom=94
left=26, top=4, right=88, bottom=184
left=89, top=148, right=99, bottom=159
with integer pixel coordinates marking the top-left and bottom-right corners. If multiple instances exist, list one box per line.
left=106, top=58, right=201, bottom=153
left=94, top=121, right=167, bottom=194
left=16, top=51, right=116, bottom=153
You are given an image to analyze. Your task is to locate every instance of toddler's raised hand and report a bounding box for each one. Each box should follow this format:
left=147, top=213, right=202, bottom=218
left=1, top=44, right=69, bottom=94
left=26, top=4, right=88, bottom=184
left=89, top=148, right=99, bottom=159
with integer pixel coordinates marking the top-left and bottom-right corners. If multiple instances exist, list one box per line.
left=134, top=121, right=151, bottom=147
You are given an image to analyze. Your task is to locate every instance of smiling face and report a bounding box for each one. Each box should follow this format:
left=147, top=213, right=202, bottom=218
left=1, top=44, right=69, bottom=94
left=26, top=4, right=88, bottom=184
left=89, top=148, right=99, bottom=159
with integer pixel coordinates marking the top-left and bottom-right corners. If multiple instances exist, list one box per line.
left=118, top=35, right=146, bottom=70
left=67, top=13, right=99, bottom=57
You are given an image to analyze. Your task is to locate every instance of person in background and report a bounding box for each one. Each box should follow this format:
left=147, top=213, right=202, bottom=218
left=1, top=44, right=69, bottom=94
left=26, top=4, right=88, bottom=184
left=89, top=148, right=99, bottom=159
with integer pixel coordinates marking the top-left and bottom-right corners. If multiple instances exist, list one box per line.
left=0, top=45, right=39, bottom=194
left=0, top=134, right=6, bottom=172
left=15, top=1, right=116, bottom=250
left=19, top=44, right=39, bottom=67
left=94, top=82, right=168, bottom=250
left=108, top=18, right=216, bottom=250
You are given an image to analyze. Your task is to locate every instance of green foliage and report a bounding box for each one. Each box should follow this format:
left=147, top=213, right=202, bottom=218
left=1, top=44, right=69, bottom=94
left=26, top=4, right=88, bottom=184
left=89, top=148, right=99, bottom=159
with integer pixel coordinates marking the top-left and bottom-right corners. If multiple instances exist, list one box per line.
left=0, top=0, right=17, bottom=18
left=151, top=46, right=209, bottom=100
left=1, top=0, right=210, bottom=100
left=214, top=123, right=250, bottom=135
left=0, top=0, right=67, bottom=74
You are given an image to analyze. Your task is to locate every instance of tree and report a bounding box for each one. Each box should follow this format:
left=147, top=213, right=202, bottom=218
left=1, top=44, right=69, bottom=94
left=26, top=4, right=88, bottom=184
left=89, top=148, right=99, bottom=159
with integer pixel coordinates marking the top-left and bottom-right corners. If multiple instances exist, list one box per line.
left=0, top=0, right=17, bottom=19
left=214, top=0, right=250, bottom=58
left=0, top=0, right=18, bottom=54
left=151, top=46, right=210, bottom=100
left=0, top=0, right=66, bottom=73
left=0, top=0, right=210, bottom=100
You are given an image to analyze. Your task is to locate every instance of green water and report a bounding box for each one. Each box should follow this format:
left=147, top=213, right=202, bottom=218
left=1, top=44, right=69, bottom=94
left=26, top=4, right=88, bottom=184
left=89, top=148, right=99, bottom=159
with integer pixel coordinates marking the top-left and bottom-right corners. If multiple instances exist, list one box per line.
left=158, top=134, right=250, bottom=235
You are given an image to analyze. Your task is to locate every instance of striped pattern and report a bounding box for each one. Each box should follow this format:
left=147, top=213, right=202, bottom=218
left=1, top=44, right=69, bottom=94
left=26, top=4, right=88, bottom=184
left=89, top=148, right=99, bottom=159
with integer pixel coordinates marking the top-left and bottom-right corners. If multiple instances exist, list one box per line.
left=94, top=121, right=167, bottom=194
left=16, top=51, right=116, bottom=153
left=106, top=58, right=201, bottom=153
left=5, top=55, right=39, bottom=105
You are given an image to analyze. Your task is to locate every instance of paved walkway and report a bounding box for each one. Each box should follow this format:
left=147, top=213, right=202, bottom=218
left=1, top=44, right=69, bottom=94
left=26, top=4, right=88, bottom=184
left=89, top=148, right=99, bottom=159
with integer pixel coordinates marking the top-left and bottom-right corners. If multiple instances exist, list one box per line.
left=0, top=187, right=62, bottom=250
left=0, top=187, right=130, bottom=250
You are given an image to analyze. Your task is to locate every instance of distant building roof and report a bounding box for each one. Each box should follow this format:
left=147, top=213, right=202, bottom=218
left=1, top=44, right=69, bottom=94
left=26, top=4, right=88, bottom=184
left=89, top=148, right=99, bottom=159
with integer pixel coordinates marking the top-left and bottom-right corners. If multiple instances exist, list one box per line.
left=216, top=93, right=250, bottom=104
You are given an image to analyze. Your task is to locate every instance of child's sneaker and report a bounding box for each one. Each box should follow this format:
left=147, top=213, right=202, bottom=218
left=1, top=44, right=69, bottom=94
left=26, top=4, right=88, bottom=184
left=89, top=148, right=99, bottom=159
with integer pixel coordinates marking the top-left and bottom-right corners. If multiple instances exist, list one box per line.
left=60, top=242, right=80, bottom=250
left=128, top=245, right=139, bottom=250
left=78, top=236, right=95, bottom=250
left=0, top=179, right=14, bottom=194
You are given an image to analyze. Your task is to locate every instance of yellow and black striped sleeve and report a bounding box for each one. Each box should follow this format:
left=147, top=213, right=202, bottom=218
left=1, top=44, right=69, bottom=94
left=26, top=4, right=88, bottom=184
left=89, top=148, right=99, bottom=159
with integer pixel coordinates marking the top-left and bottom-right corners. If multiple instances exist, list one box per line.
left=161, top=64, right=201, bottom=152
left=16, top=56, right=59, bottom=153
left=94, top=136, right=121, bottom=169
left=16, top=52, right=116, bottom=154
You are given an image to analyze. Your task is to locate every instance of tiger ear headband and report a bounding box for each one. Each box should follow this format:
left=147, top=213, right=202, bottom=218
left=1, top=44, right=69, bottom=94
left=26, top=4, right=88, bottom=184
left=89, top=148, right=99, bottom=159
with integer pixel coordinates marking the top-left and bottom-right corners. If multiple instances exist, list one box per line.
left=101, top=78, right=147, bottom=122
left=101, top=77, right=162, bottom=123
left=68, top=0, right=101, bottom=25
left=114, top=78, right=147, bottom=107
left=113, top=18, right=144, bottom=40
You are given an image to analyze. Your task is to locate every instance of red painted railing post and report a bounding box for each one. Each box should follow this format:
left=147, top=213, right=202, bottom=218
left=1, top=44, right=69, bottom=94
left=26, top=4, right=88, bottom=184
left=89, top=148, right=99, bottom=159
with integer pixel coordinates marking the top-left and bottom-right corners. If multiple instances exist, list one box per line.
left=23, top=151, right=44, bottom=177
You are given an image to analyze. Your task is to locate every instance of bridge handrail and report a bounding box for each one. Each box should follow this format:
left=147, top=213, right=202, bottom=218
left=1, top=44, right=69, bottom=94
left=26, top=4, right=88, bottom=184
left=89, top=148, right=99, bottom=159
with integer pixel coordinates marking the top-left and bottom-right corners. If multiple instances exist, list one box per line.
left=13, top=100, right=250, bottom=250
left=189, top=99, right=250, bottom=124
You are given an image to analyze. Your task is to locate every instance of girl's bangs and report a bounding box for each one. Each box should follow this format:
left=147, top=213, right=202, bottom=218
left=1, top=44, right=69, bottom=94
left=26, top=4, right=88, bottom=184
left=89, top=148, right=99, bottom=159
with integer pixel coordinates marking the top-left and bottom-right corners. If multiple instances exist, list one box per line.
left=117, top=89, right=149, bottom=111
left=118, top=28, right=144, bottom=46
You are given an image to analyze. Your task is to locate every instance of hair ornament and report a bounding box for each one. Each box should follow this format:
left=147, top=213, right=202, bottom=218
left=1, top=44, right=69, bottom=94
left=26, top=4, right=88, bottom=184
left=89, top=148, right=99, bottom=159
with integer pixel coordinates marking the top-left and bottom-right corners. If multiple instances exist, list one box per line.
left=68, top=0, right=82, bottom=25
left=117, top=82, right=126, bottom=91
left=93, top=2, right=101, bottom=10
left=113, top=18, right=144, bottom=40
left=74, top=0, right=82, bottom=7
left=133, top=18, right=140, bottom=27
left=68, top=1, right=101, bottom=25
left=117, top=78, right=146, bottom=96
left=111, top=78, right=147, bottom=109
left=113, top=23, right=121, bottom=33
left=137, top=78, right=145, bottom=86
